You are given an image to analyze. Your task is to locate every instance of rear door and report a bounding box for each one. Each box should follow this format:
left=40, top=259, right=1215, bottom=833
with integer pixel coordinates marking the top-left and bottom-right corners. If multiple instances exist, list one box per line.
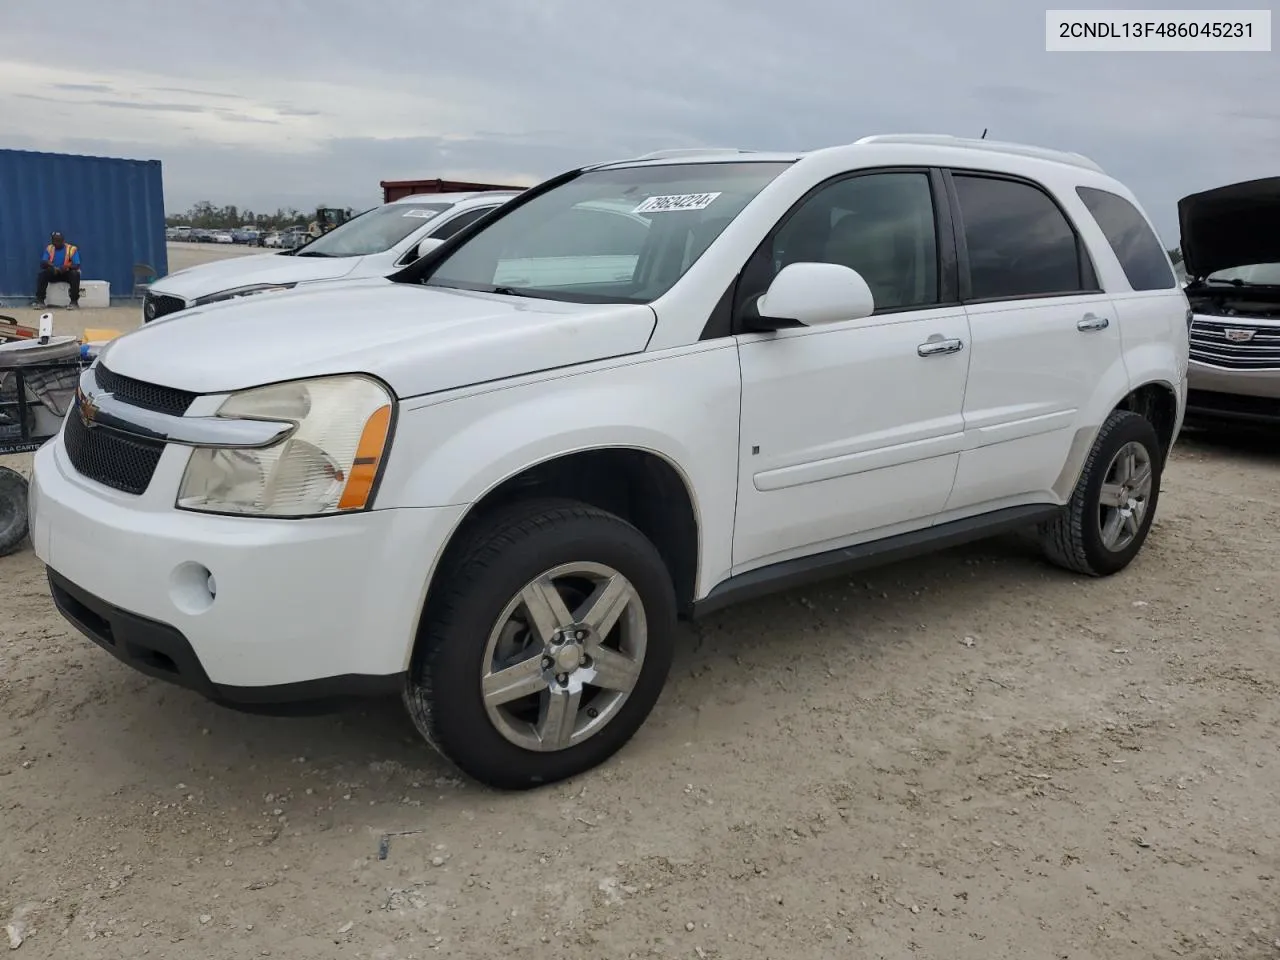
left=942, top=170, right=1121, bottom=512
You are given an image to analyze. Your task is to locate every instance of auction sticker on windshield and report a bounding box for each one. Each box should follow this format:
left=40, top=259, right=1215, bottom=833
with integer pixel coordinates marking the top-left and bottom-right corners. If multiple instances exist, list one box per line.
left=633, top=192, right=722, bottom=213
left=402, top=209, right=440, bottom=218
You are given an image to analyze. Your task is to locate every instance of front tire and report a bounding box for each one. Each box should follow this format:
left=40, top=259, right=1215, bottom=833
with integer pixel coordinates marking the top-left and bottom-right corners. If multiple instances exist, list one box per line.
left=0, top=466, right=29, bottom=558
left=404, top=498, right=678, bottom=790
left=1040, top=410, right=1163, bottom=577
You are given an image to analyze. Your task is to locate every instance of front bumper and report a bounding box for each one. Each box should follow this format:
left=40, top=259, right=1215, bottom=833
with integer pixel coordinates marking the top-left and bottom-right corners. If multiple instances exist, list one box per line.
left=30, top=437, right=467, bottom=702
left=1185, top=388, right=1280, bottom=425
left=1186, top=361, right=1280, bottom=425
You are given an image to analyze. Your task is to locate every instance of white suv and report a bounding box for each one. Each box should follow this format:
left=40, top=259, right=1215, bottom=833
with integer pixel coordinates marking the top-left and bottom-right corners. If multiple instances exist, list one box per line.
left=29, top=135, right=1189, bottom=789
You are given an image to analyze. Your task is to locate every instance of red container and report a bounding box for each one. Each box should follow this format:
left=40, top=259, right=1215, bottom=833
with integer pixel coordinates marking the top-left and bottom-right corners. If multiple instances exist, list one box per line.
left=380, top=178, right=527, bottom=204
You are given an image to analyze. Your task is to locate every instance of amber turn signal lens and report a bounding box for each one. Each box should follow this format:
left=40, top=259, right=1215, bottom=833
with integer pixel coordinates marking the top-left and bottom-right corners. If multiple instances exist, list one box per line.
left=337, top=404, right=392, bottom=510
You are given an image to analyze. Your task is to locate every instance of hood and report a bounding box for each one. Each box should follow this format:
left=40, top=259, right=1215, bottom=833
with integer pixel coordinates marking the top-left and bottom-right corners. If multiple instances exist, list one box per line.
left=1178, top=176, right=1280, bottom=279
left=150, top=251, right=363, bottom=301
left=100, top=282, right=657, bottom=398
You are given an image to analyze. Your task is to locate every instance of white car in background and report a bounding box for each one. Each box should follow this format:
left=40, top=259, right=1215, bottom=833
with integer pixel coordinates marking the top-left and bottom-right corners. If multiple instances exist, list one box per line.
left=141, top=191, right=520, bottom=323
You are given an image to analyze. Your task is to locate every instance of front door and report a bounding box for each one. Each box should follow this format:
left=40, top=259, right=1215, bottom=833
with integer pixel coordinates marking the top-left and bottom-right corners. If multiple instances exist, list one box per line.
left=731, top=169, right=972, bottom=572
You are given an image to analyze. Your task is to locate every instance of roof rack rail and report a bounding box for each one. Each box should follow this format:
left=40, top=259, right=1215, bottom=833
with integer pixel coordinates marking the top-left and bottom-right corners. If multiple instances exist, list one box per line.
left=630, top=147, right=755, bottom=161
left=854, top=133, right=1104, bottom=173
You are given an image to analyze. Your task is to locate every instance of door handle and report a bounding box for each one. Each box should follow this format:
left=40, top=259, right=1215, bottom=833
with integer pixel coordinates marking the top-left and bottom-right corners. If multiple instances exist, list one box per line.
left=1077, top=313, right=1110, bottom=331
left=917, top=337, right=964, bottom=357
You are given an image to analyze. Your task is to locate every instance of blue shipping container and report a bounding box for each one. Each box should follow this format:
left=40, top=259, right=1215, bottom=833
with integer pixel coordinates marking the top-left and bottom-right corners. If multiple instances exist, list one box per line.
left=0, top=147, right=167, bottom=301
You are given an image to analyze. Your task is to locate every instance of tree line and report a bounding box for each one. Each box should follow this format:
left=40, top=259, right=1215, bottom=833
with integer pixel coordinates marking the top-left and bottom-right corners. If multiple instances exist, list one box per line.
left=165, top=201, right=354, bottom=231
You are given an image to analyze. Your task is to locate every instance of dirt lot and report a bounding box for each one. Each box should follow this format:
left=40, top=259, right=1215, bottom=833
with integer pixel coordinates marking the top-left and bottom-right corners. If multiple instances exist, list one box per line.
left=3, top=245, right=1279, bottom=959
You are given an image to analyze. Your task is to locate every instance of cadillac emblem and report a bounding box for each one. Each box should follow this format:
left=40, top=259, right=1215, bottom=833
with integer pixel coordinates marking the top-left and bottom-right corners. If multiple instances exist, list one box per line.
left=1224, top=328, right=1256, bottom=343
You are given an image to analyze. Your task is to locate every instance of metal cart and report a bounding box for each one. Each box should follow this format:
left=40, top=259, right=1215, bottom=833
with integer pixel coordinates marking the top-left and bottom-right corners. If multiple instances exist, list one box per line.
left=0, top=314, right=87, bottom=557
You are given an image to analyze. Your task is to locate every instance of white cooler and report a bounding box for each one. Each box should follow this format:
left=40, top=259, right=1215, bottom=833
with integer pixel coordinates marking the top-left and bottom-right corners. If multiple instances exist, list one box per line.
left=47, top=279, right=110, bottom=307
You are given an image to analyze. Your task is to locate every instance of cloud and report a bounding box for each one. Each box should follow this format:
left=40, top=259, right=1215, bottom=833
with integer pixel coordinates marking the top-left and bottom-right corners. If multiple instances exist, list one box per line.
left=150, top=86, right=246, bottom=100
left=53, top=82, right=113, bottom=92
left=87, top=99, right=208, bottom=113
left=0, top=0, right=1275, bottom=243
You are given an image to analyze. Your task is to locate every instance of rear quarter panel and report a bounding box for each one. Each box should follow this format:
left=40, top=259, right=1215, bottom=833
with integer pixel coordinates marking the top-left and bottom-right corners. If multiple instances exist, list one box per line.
left=1047, top=173, right=1187, bottom=494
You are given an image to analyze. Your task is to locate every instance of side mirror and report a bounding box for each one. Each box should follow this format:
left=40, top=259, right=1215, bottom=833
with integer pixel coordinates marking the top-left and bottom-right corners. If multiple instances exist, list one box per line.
left=400, top=236, right=444, bottom=266
left=753, top=262, right=875, bottom=328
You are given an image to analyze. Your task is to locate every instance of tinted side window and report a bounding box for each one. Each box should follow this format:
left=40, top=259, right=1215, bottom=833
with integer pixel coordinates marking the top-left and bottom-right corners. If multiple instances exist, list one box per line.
left=1076, top=186, right=1176, bottom=291
left=429, top=206, right=493, bottom=240
left=953, top=175, right=1086, bottom=300
left=744, top=172, right=939, bottom=312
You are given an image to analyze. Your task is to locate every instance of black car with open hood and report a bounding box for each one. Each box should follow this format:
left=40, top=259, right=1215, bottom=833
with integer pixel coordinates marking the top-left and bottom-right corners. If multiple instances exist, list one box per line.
left=1179, top=176, right=1280, bottom=282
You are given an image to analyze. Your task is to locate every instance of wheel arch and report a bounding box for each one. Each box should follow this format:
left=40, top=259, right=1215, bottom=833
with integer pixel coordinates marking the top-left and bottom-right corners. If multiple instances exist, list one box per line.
left=1052, top=377, right=1180, bottom=501
left=407, top=444, right=703, bottom=669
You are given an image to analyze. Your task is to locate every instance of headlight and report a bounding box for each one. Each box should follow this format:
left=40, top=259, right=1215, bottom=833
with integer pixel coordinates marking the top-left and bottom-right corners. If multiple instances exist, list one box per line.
left=177, top=375, right=394, bottom=517
left=191, top=283, right=296, bottom=307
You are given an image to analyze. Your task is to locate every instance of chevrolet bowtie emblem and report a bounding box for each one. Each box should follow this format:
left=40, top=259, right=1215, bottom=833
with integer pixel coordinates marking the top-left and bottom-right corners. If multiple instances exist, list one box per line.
left=77, top=387, right=100, bottom=426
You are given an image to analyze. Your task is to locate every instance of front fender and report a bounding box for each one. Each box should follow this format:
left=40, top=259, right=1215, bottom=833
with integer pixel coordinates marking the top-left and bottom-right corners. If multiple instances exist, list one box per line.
left=375, top=344, right=743, bottom=597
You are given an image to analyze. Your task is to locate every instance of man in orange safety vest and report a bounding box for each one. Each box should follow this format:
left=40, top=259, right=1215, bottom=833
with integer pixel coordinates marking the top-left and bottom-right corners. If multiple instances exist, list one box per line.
left=34, top=231, right=82, bottom=309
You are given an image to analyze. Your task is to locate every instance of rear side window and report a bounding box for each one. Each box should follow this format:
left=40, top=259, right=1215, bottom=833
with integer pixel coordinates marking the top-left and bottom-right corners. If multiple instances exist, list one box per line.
left=429, top=206, right=493, bottom=240
left=953, top=174, right=1088, bottom=300
left=1076, top=186, right=1176, bottom=291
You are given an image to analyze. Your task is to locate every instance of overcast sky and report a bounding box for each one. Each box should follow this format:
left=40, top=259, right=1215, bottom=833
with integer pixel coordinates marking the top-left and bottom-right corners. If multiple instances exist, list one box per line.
left=3, top=0, right=1276, bottom=243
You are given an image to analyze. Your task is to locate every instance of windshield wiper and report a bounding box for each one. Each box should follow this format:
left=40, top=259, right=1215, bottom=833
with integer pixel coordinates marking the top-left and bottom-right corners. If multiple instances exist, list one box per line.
left=294, top=250, right=335, bottom=258
left=423, top=280, right=535, bottom=297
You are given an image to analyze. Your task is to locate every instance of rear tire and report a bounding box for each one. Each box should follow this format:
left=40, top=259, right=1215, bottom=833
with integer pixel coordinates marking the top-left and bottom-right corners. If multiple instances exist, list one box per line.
left=1040, top=410, right=1163, bottom=577
left=404, top=498, right=678, bottom=790
left=0, top=466, right=30, bottom=558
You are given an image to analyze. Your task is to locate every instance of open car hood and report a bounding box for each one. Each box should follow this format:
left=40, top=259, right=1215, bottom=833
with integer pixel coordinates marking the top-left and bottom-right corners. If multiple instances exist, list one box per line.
left=1178, top=176, right=1280, bottom=279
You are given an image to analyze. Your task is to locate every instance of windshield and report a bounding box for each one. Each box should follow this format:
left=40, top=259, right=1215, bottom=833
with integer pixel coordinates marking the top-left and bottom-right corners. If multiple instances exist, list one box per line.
left=297, top=202, right=451, bottom=257
left=1208, top=262, right=1280, bottom=285
left=422, top=161, right=793, bottom=303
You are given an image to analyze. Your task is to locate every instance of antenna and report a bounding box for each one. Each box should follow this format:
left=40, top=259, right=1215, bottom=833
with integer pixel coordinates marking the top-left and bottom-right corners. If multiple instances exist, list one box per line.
left=980, top=128, right=988, bottom=139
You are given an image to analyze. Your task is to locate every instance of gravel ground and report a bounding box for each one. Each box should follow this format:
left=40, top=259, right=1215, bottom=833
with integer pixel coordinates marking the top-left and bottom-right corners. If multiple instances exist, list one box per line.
left=3, top=244, right=1279, bottom=958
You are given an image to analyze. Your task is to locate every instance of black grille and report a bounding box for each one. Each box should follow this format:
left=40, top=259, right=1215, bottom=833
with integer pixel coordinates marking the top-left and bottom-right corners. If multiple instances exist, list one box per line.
left=96, top=364, right=196, bottom=415
left=144, top=291, right=186, bottom=322
left=1189, top=318, right=1280, bottom=370
left=63, top=405, right=164, bottom=495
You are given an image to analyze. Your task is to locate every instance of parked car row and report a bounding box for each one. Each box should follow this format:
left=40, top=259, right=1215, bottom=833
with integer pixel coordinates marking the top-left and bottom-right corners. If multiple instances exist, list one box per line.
left=165, top=225, right=314, bottom=247
left=25, top=134, right=1260, bottom=794
left=262, top=228, right=310, bottom=249
left=166, top=227, right=238, bottom=244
